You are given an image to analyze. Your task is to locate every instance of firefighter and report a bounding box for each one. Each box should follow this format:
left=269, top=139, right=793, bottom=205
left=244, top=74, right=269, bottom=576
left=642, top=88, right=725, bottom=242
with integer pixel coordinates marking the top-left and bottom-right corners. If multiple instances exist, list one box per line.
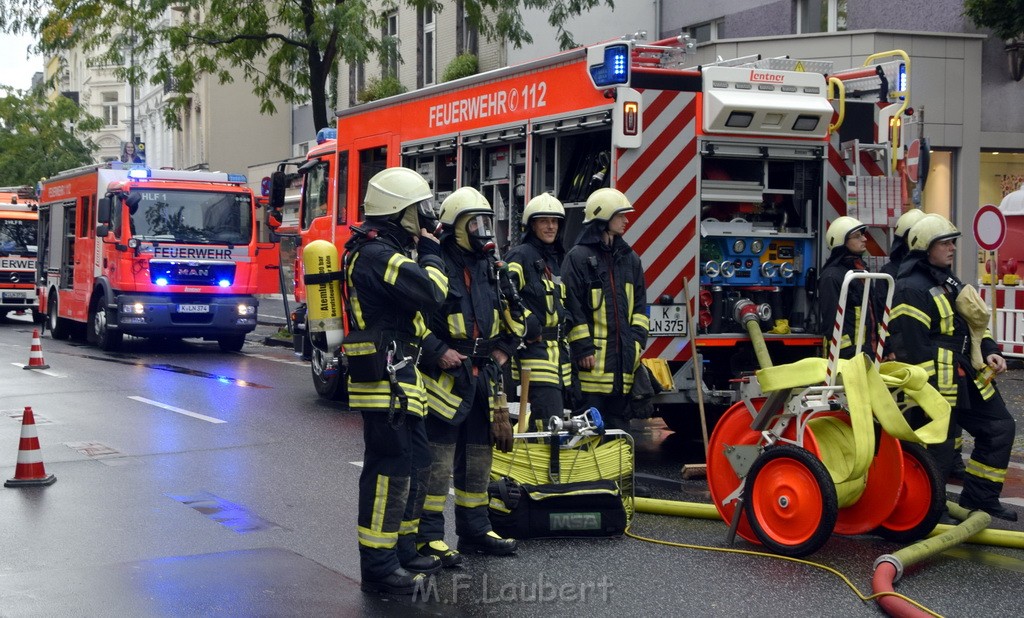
left=416, top=187, right=520, bottom=564
left=818, top=216, right=880, bottom=359
left=562, top=188, right=649, bottom=430
left=505, top=193, right=571, bottom=424
left=889, top=214, right=1018, bottom=521
left=344, top=167, right=450, bottom=593
left=883, top=208, right=966, bottom=480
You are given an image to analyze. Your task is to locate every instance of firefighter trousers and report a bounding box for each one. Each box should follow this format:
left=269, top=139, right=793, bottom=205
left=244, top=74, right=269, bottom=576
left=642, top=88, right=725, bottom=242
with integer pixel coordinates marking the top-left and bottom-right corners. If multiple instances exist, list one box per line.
left=419, top=379, right=494, bottom=542
left=949, top=384, right=1015, bottom=510
left=527, top=384, right=566, bottom=427
left=579, top=392, right=632, bottom=430
left=357, top=411, right=431, bottom=579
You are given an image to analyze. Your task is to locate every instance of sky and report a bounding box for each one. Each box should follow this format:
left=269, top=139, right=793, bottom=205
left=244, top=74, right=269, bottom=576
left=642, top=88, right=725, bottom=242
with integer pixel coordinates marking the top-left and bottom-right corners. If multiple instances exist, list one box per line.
left=1, top=32, right=45, bottom=91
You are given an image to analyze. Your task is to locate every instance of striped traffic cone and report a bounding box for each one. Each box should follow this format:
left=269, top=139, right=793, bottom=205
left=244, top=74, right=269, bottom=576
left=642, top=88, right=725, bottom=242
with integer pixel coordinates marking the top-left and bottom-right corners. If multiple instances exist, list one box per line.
left=23, top=328, right=49, bottom=370
left=5, top=406, right=56, bottom=487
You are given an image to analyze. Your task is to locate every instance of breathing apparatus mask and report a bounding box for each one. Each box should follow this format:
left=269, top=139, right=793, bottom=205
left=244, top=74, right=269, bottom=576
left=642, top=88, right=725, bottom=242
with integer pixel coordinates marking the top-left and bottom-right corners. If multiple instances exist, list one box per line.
left=456, top=213, right=496, bottom=254
left=396, top=198, right=440, bottom=236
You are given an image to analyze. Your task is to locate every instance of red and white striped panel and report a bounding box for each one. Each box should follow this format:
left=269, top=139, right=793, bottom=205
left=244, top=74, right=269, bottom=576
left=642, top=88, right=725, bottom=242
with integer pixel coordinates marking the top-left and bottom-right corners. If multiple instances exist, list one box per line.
left=617, top=90, right=699, bottom=362
left=982, top=285, right=1024, bottom=357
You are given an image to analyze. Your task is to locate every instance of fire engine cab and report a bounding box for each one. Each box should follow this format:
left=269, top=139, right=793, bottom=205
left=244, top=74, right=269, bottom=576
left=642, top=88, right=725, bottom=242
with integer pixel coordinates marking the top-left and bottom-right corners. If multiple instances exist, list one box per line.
left=37, top=165, right=264, bottom=351
left=0, top=186, right=41, bottom=322
left=273, top=36, right=911, bottom=431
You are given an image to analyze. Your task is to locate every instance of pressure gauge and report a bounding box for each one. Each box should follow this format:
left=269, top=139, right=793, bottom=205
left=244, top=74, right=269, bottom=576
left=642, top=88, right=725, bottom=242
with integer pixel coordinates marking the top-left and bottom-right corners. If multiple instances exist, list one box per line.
left=750, top=239, right=764, bottom=254
left=732, top=239, right=746, bottom=254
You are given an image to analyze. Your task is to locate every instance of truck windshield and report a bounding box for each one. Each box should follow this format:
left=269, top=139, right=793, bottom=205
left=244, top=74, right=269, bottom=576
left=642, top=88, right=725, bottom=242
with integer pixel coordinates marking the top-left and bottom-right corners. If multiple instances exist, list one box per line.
left=0, top=218, right=37, bottom=256
left=130, top=189, right=253, bottom=244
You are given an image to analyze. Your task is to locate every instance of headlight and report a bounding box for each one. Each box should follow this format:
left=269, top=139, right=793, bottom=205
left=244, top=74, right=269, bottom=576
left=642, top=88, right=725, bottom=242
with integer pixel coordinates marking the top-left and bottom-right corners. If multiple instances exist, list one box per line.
left=121, top=302, right=145, bottom=315
left=237, top=304, right=256, bottom=316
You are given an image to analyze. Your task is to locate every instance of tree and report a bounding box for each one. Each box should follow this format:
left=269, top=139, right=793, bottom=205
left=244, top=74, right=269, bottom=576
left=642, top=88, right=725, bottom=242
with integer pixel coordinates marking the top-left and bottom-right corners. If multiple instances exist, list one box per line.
left=0, top=87, right=102, bottom=185
left=963, top=0, right=1024, bottom=41
left=0, top=0, right=613, bottom=134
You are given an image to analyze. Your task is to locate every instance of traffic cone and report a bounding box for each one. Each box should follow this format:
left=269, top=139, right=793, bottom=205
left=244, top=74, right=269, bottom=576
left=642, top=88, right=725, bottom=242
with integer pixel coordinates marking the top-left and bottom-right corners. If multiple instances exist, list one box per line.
left=23, top=328, right=49, bottom=370
left=5, top=407, right=56, bottom=487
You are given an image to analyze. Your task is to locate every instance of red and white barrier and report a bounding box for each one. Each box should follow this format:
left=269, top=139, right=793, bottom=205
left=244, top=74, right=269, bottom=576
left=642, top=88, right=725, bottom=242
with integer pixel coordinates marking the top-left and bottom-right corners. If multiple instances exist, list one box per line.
left=981, top=284, right=1024, bottom=358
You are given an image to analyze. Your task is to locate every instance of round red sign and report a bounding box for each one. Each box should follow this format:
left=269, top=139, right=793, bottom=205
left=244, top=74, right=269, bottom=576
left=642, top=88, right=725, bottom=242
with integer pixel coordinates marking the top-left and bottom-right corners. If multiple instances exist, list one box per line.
left=974, top=203, right=1006, bottom=251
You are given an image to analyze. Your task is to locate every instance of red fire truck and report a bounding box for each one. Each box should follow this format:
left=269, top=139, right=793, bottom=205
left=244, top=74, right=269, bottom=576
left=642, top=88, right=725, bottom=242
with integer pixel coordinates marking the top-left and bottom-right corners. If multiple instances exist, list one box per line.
left=272, top=37, right=911, bottom=431
left=0, top=186, right=42, bottom=322
left=37, top=165, right=266, bottom=351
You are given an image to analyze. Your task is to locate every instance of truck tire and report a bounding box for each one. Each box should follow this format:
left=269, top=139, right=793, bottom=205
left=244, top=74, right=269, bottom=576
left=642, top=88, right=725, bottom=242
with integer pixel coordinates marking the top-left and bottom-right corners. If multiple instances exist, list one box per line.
left=311, top=347, right=347, bottom=401
left=90, top=297, right=122, bottom=351
left=218, top=335, right=246, bottom=352
left=48, top=296, right=72, bottom=340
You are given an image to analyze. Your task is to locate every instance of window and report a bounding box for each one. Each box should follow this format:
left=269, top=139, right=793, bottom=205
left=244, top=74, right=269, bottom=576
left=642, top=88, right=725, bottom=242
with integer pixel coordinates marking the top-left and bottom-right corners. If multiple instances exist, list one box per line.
left=349, top=62, right=365, bottom=107
left=383, top=11, right=398, bottom=80
left=797, top=0, right=847, bottom=34
left=336, top=152, right=349, bottom=225
left=302, top=161, right=331, bottom=230
left=458, top=1, right=478, bottom=55
left=358, top=146, right=388, bottom=221
left=688, top=20, right=724, bottom=44
left=420, top=6, right=436, bottom=86
left=102, top=92, right=119, bottom=126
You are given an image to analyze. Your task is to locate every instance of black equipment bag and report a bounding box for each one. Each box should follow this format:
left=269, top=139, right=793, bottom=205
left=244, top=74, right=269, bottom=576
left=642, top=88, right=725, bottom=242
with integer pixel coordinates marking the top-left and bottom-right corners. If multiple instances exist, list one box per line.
left=487, top=477, right=627, bottom=539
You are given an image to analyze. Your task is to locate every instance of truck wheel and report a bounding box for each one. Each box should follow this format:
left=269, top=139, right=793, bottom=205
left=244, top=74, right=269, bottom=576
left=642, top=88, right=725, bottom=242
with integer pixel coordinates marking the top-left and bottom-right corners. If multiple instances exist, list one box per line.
left=48, top=297, right=71, bottom=340
left=90, top=298, right=122, bottom=351
left=218, top=335, right=246, bottom=352
left=311, top=347, right=347, bottom=401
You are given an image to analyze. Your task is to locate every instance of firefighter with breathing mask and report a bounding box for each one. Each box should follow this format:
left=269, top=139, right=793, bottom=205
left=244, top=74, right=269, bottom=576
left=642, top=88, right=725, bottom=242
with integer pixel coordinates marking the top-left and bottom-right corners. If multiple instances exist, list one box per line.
left=562, top=188, right=649, bottom=430
left=818, top=215, right=882, bottom=359
left=505, top=193, right=572, bottom=424
left=344, top=167, right=449, bottom=593
left=889, top=213, right=1018, bottom=521
left=416, top=186, right=523, bottom=564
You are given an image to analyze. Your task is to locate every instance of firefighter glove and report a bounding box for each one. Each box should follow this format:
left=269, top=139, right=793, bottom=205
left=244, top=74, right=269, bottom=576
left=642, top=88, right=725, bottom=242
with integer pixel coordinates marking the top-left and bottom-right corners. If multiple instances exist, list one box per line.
left=491, top=409, right=514, bottom=453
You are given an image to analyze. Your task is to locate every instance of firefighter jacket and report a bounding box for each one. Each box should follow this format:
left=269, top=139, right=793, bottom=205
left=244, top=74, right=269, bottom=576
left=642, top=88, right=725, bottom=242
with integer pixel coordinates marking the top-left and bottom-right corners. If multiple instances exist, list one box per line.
left=419, top=240, right=524, bottom=424
left=343, top=222, right=449, bottom=416
left=818, top=247, right=880, bottom=359
left=505, top=233, right=571, bottom=388
left=889, top=252, right=999, bottom=405
left=880, top=234, right=910, bottom=280
left=562, top=224, right=649, bottom=396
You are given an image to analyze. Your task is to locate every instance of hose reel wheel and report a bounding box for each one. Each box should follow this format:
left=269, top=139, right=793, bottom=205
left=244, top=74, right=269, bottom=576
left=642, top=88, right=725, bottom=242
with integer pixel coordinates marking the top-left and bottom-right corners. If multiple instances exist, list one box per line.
left=872, top=441, right=945, bottom=543
left=743, top=444, right=839, bottom=558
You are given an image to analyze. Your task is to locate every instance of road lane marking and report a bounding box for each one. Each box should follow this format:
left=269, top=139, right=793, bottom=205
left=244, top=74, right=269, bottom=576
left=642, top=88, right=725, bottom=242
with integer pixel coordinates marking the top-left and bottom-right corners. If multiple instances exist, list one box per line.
left=243, top=353, right=308, bottom=367
left=129, top=396, right=227, bottom=423
left=10, top=363, right=63, bottom=377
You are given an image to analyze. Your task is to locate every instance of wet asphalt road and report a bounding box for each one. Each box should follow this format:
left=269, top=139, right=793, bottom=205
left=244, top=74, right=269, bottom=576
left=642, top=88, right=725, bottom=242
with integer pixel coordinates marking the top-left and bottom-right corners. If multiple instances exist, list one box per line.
left=0, top=303, right=1022, bottom=617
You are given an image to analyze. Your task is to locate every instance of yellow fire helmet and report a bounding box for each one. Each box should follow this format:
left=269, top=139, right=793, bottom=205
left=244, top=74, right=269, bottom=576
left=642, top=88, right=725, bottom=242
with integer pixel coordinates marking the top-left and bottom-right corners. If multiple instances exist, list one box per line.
left=583, top=188, right=633, bottom=223
left=907, top=213, right=960, bottom=252
left=825, top=215, right=867, bottom=251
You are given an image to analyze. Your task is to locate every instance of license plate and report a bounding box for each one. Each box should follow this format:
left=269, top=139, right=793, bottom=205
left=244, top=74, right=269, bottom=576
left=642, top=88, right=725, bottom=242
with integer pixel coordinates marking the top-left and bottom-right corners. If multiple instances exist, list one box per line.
left=177, top=304, right=210, bottom=313
left=2, top=292, right=26, bottom=299
left=648, top=305, right=688, bottom=337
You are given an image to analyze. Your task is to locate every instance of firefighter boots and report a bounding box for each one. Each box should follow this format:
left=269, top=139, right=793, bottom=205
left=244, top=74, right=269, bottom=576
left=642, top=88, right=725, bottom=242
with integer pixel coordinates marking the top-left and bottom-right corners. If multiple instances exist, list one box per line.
left=361, top=567, right=426, bottom=595
left=457, top=530, right=518, bottom=555
left=418, top=540, right=464, bottom=567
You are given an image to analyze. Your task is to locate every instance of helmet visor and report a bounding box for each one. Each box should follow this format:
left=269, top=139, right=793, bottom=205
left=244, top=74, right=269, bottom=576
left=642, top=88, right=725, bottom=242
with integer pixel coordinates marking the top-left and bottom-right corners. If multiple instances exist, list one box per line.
left=416, top=198, right=439, bottom=230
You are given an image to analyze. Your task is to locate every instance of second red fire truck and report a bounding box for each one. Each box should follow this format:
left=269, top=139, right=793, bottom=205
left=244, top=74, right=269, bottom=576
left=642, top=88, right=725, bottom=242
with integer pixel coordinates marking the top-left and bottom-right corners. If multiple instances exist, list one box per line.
left=38, top=165, right=268, bottom=351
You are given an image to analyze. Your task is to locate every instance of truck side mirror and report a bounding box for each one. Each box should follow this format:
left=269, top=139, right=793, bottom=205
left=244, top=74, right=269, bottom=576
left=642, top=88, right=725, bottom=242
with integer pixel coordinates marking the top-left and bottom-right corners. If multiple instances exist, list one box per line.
left=96, top=224, right=112, bottom=241
left=269, top=171, right=287, bottom=209
left=97, top=197, right=112, bottom=224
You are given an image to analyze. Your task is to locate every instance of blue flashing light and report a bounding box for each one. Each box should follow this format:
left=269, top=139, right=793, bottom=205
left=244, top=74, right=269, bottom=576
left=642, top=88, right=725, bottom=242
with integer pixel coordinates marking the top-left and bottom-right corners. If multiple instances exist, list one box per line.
left=128, top=168, right=152, bottom=179
left=316, top=128, right=338, bottom=144
left=155, top=277, right=169, bottom=286
left=589, top=43, right=630, bottom=88
left=227, top=173, right=247, bottom=183
left=218, top=279, right=231, bottom=288
left=897, top=63, right=907, bottom=100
